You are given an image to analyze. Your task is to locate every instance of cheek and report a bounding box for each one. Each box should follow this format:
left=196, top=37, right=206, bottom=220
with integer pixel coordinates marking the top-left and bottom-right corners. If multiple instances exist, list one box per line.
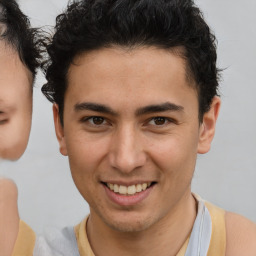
left=147, top=131, right=199, bottom=175
left=65, top=131, right=110, bottom=189
left=14, top=98, right=32, bottom=154
left=0, top=110, right=32, bottom=160
left=67, top=133, right=107, bottom=166
left=66, top=139, right=106, bottom=206
left=148, top=135, right=198, bottom=205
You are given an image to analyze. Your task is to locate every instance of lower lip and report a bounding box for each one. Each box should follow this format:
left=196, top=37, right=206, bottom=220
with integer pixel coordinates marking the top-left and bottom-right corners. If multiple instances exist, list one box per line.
left=103, top=184, right=154, bottom=206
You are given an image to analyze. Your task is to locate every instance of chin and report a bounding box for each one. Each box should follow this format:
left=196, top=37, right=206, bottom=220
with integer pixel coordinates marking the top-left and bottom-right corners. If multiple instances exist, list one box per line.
left=101, top=212, right=156, bottom=233
left=1, top=143, right=27, bottom=161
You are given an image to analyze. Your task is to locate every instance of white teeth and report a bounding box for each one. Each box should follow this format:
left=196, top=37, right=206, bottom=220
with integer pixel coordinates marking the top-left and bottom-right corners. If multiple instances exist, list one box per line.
left=136, top=184, right=142, bottom=192
left=142, top=183, right=147, bottom=190
left=107, top=182, right=152, bottom=195
left=127, top=185, right=136, bottom=195
left=114, top=184, right=119, bottom=193
left=119, top=185, right=127, bottom=195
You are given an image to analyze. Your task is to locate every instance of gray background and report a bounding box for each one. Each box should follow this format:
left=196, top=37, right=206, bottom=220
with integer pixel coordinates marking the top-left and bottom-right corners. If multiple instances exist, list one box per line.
left=0, top=0, right=255, bottom=234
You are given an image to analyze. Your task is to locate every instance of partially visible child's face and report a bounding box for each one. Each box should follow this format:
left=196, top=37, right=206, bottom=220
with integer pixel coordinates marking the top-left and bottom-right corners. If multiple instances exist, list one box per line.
left=0, top=42, right=33, bottom=160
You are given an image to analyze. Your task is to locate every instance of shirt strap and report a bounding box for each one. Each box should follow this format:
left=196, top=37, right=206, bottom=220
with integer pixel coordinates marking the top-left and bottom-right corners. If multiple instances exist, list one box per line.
left=11, top=220, right=36, bottom=256
left=204, top=201, right=226, bottom=256
left=74, top=217, right=95, bottom=256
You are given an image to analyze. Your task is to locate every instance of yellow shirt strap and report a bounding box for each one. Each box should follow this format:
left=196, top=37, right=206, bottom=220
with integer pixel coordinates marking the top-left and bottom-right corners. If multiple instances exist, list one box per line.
left=74, top=200, right=226, bottom=256
left=204, top=201, right=226, bottom=256
left=11, top=220, right=36, bottom=256
left=176, top=236, right=189, bottom=256
left=74, top=217, right=95, bottom=256
left=75, top=216, right=190, bottom=256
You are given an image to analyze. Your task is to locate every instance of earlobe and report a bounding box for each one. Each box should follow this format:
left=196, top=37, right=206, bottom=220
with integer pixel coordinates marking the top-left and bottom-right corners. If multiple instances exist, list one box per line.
left=53, top=104, right=67, bottom=156
left=197, top=96, right=221, bottom=154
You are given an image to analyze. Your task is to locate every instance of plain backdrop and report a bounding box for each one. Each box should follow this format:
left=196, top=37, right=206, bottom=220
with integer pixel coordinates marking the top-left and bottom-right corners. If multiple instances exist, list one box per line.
left=0, top=0, right=255, bottom=234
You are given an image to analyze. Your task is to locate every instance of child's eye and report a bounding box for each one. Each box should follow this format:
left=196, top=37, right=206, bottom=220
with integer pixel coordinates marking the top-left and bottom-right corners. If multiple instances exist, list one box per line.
left=0, top=118, right=8, bottom=125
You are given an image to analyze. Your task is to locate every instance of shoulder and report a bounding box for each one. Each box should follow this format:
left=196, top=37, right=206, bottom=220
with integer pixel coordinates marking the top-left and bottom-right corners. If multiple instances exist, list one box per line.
left=225, top=211, right=256, bottom=256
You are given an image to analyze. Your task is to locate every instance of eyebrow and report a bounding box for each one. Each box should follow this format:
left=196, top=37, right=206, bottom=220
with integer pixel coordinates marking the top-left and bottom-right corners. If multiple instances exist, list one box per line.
left=135, top=102, right=184, bottom=116
left=74, top=102, right=118, bottom=116
left=74, top=102, right=184, bottom=116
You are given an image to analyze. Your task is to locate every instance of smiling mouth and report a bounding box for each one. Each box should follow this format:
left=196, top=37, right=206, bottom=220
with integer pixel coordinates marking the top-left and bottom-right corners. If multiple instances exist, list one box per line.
left=102, top=182, right=156, bottom=196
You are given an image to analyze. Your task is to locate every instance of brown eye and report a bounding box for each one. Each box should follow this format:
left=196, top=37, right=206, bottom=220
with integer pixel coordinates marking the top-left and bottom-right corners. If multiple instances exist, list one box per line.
left=85, top=116, right=106, bottom=126
left=92, top=117, right=104, bottom=125
left=153, top=117, right=166, bottom=125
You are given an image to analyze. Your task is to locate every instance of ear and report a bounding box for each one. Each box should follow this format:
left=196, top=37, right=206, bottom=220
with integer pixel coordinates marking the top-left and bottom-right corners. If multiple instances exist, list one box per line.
left=197, top=96, right=221, bottom=154
left=53, top=104, right=67, bottom=156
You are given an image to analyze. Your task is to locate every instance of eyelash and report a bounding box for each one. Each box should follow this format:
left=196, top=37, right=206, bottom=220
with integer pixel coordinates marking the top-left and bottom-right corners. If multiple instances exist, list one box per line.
left=80, top=116, right=109, bottom=126
left=0, top=119, right=8, bottom=125
left=146, top=117, right=176, bottom=126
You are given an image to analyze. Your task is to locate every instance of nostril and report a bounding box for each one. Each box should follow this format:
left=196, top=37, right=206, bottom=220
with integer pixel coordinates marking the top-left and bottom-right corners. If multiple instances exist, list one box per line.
left=109, top=151, right=147, bottom=173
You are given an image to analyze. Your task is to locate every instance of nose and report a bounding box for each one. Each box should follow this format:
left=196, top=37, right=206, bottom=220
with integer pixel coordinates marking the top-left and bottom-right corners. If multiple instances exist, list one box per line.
left=108, top=125, right=147, bottom=173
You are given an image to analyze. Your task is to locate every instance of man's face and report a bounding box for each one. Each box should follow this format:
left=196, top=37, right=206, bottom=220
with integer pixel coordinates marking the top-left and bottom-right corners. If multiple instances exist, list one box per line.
left=0, top=43, right=32, bottom=160
left=55, top=47, right=218, bottom=232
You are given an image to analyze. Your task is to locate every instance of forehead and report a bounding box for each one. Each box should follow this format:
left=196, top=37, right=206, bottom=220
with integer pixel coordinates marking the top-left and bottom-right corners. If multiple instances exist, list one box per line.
left=0, top=42, right=32, bottom=88
left=70, top=46, right=188, bottom=78
left=0, top=42, right=33, bottom=114
left=66, top=46, right=198, bottom=112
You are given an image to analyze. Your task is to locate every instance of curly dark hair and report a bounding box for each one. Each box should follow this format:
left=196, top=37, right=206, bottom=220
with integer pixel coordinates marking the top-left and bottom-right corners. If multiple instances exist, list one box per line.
left=42, top=0, right=220, bottom=123
left=0, top=0, right=41, bottom=78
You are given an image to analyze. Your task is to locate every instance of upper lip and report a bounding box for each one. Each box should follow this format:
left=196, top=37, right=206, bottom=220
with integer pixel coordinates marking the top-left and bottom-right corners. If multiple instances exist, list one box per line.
left=101, top=180, right=155, bottom=186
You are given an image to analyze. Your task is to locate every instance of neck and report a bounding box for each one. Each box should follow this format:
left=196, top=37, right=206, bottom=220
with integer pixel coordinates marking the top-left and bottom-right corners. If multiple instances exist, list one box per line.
left=87, top=192, right=197, bottom=256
